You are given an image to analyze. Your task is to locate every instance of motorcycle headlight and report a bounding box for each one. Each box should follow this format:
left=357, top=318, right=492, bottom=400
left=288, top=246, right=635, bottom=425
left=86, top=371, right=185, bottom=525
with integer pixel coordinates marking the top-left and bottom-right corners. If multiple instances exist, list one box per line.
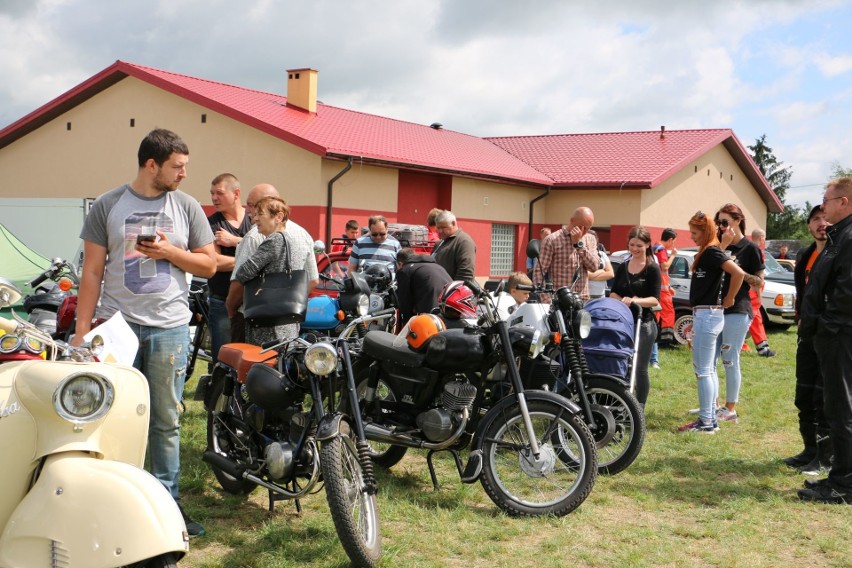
left=356, top=294, right=370, bottom=316
left=304, top=342, right=338, bottom=376
left=53, top=372, right=113, bottom=423
left=509, top=326, right=547, bottom=359
left=574, top=310, right=592, bottom=339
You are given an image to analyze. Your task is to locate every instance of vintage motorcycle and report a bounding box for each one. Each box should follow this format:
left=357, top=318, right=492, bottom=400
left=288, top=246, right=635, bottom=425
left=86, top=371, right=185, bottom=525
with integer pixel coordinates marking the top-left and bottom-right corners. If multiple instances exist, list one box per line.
left=0, top=277, right=188, bottom=568
left=343, top=280, right=598, bottom=517
left=23, top=257, right=79, bottom=339
left=195, top=313, right=386, bottom=567
left=510, top=285, right=646, bottom=475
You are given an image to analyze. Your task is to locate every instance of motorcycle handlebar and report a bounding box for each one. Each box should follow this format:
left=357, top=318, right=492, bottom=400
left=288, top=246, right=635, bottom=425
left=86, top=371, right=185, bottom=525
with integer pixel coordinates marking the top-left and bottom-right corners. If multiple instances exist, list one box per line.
left=0, top=317, right=18, bottom=334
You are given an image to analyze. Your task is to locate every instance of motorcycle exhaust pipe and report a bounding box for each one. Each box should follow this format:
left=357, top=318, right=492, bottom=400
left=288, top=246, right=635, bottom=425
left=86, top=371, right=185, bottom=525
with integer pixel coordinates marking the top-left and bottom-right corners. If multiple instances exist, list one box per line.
left=363, top=408, right=470, bottom=451
left=203, top=451, right=307, bottom=497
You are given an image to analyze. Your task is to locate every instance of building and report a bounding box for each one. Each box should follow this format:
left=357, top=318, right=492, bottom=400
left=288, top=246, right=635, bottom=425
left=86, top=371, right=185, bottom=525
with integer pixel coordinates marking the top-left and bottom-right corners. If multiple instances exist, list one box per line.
left=0, top=61, right=781, bottom=277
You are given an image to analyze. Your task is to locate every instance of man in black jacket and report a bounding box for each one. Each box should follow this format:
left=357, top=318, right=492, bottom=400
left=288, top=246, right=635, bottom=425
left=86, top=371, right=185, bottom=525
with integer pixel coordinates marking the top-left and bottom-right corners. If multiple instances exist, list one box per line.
left=395, top=248, right=452, bottom=324
left=783, top=206, right=831, bottom=474
left=798, top=177, right=852, bottom=504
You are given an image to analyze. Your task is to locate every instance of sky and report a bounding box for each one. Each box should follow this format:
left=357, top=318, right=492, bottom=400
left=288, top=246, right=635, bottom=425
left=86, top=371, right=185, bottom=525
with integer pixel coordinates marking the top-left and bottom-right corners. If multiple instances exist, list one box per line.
left=1, top=0, right=850, bottom=209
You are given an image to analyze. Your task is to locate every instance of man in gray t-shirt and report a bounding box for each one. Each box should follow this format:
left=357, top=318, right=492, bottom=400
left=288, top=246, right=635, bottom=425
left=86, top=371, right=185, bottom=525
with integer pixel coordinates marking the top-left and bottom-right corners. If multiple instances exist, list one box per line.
left=74, top=129, right=215, bottom=536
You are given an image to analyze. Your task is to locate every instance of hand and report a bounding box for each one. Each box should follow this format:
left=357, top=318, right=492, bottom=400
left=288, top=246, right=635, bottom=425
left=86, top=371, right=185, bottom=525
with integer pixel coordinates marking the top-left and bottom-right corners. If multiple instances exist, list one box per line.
left=214, top=229, right=239, bottom=248
left=671, top=248, right=678, bottom=256
left=135, top=230, right=172, bottom=260
left=722, top=296, right=735, bottom=309
left=569, top=225, right=584, bottom=244
left=719, top=227, right=736, bottom=248
left=621, top=297, right=633, bottom=306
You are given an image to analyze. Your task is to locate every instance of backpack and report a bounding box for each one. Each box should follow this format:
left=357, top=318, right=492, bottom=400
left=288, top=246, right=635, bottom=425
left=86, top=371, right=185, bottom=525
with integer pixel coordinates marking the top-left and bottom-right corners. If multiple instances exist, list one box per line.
left=581, top=298, right=635, bottom=379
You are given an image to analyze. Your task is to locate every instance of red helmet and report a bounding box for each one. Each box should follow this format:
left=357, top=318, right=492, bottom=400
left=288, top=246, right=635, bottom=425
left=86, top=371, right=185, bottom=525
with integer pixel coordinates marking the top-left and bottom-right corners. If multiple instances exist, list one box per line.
left=406, top=313, right=446, bottom=351
left=439, top=281, right=477, bottom=319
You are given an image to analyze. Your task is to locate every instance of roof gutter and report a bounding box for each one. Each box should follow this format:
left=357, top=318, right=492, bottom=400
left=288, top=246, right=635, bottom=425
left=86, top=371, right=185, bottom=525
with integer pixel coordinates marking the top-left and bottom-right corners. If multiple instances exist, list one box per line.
left=527, top=188, right=550, bottom=242
left=326, top=157, right=353, bottom=245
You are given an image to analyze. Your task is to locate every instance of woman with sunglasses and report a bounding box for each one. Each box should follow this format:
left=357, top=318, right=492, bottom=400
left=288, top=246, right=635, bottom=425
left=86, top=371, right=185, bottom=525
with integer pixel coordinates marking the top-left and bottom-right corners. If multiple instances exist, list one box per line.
left=712, top=204, right=765, bottom=424
left=679, top=211, right=745, bottom=433
left=608, top=226, right=660, bottom=409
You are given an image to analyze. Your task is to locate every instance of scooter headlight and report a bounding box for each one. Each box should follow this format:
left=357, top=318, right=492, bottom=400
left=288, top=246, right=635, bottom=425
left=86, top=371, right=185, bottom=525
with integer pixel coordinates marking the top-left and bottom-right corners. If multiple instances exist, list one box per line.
left=53, top=372, right=114, bottom=423
left=304, top=342, right=338, bottom=376
left=574, top=310, right=592, bottom=339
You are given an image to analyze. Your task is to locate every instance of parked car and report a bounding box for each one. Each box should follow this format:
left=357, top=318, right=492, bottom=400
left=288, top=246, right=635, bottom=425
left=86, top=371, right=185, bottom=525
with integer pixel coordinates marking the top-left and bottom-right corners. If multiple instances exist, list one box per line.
left=776, top=258, right=795, bottom=272
left=610, top=248, right=796, bottom=344
left=763, top=253, right=795, bottom=284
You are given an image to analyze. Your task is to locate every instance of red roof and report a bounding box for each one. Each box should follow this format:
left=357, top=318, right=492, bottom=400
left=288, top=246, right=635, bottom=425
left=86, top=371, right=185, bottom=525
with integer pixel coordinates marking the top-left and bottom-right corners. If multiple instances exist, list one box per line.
left=0, top=61, right=781, bottom=210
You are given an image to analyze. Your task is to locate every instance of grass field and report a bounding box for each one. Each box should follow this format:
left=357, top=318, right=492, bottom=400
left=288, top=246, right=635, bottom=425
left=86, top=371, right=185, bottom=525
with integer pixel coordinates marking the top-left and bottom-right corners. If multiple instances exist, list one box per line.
left=176, top=327, right=850, bottom=568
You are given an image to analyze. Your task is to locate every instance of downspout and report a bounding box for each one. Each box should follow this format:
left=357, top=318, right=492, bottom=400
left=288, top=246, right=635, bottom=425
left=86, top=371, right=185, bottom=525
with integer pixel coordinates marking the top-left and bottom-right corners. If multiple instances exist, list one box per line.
left=326, top=157, right=353, bottom=245
left=527, top=188, right=550, bottom=241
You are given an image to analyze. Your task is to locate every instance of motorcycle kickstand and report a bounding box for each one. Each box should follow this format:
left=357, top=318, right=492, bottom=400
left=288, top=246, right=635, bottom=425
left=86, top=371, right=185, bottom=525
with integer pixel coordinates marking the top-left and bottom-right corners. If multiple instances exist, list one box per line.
left=268, top=489, right=301, bottom=514
left=425, top=448, right=464, bottom=491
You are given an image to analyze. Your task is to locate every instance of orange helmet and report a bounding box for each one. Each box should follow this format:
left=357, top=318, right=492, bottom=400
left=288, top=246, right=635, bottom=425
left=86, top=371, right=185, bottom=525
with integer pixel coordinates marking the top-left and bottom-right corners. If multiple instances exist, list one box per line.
left=406, top=313, right=446, bottom=351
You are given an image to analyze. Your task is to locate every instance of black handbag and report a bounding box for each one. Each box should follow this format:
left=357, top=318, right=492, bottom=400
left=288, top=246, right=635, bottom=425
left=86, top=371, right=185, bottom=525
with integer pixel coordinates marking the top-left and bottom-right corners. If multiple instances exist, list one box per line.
left=243, top=232, right=308, bottom=326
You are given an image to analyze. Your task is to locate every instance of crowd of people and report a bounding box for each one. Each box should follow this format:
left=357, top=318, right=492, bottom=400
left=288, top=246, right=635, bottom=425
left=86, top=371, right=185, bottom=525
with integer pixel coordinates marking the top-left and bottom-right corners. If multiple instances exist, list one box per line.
left=71, top=125, right=849, bottom=550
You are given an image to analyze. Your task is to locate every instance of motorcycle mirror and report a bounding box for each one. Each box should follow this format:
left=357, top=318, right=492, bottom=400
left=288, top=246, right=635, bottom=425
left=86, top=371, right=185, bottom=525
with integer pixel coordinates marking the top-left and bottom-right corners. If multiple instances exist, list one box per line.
left=526, top=239, right=541, bottom=260
left=313, top=240, right=327, bottom=254
left=0, top=277, right=22, bottom=308
left=89, top=334, right=105, bottom=357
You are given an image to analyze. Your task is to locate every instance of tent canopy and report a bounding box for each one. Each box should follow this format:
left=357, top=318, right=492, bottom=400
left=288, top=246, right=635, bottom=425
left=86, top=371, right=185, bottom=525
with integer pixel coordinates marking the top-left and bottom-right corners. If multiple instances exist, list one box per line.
left=1, top=222, right=50, bottom=304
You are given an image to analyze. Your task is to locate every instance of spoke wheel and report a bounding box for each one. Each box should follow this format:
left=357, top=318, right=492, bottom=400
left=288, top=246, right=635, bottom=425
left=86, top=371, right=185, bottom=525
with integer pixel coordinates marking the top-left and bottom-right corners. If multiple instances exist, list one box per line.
left=479, top=399, right=597, bottom=517
left=206, top=379, right=256, bottom=495
left=122, top=552, right=179, bottom=567
left=584, top=377, right=645, bottom=475
left=674, top=313, right=693, bottom=345
left=321, top=428, right=382, bottom=567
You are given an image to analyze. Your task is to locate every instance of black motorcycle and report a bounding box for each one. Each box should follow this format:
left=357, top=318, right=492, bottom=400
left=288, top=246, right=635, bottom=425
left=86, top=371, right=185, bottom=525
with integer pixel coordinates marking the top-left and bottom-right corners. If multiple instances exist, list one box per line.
left=342, top=281, right=598, bottom=517
left=196, top=329, right=382, bottom=566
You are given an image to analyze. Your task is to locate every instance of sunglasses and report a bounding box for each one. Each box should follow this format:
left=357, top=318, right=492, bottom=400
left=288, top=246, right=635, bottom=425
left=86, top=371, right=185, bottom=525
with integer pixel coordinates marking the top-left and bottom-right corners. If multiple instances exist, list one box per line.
left=371, top=232, right=387, bottom=237
left=694, top=210, right=706, bottom=219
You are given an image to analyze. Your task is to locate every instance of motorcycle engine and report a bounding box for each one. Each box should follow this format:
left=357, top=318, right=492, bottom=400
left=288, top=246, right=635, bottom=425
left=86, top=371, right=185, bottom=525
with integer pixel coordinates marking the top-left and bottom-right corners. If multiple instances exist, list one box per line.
left=416, top=381, right=477, bottom=442
left=265, top=441, right=297, bottom=481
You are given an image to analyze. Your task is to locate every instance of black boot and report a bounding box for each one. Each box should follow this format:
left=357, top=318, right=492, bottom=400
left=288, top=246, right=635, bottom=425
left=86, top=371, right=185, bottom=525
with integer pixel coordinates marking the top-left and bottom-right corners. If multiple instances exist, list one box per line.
left=783, top=422, right=817, bottom=469
left=798, top=428, right=833, bottom=476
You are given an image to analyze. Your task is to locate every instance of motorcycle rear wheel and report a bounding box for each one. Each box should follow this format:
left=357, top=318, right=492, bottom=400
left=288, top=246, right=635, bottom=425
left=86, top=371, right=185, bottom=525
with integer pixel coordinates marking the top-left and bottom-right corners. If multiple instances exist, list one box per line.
left=584, top=377, right=645, bottom=475
left=205, top=379, right=256, bottom=495
left=321, top=427, right=382, bottom=567
left=479, top=399, right=596, bottom=517
left=123, top=552, right=179, bottom=567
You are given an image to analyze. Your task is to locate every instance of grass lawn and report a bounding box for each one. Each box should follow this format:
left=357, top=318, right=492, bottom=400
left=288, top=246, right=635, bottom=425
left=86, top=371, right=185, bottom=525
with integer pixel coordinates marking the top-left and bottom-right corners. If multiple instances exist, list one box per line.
left=176, top=327, right=850, bottom=567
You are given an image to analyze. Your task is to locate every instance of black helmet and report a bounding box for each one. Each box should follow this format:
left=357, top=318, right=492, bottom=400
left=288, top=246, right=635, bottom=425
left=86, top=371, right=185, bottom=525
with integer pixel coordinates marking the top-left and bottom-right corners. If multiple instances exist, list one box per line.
left=363, top=263, right=392, bottom=292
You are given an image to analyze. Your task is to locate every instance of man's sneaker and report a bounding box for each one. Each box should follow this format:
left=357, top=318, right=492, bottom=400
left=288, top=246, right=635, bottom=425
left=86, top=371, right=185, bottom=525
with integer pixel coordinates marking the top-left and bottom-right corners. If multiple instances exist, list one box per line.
left=178, top=503, right=206, bottom=537
left=716, top=407, right=739, bottom=423
left=678, top=419, right=717, bottom=434
left=651, top=362, right=660, bottom=369
left=803, top=477, right=828, bottom=489
left=798, top=482, right=851, bottom=505
left=757, top=348, right=776, bottom=358
left=783, top=450, right=816, bottom=469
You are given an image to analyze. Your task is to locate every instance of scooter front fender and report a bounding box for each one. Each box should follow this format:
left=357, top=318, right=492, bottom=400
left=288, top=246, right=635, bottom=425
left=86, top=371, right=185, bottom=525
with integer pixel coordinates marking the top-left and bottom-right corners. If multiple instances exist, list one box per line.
left=0, top=452, right=188, bottom=568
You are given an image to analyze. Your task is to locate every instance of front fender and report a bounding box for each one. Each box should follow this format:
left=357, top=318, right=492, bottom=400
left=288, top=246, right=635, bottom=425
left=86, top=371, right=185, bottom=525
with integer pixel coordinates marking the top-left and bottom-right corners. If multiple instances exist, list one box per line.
left=0, top=452, right=188, bottom=568
left=470, top=390, right=581, bottom=453
left=316, top=413, right=351, bottom=442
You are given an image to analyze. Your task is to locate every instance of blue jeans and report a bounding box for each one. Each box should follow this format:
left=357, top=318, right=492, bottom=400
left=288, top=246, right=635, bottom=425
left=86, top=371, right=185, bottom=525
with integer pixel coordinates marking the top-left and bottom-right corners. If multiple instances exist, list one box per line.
left=692, top=308, right=725, bottom=423
left=208, top=296, right=230, bottom=364
left=650, top=342, right=659, bottom=365
left=130, top=322, right=189, bottom=499
left=715, top=312, right=752, bottom=405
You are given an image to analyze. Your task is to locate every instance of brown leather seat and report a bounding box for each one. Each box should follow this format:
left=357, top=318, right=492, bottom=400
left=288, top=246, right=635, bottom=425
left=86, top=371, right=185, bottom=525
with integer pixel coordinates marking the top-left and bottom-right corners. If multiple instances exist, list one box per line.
left=217, top=343, right=276, bottom=384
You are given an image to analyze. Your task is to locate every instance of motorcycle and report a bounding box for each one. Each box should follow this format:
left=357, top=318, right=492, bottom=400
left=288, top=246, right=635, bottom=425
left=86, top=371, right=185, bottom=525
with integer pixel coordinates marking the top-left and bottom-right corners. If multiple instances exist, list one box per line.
left=0, top=277, right=188, bottom=568
left=344, top=280, right=598, bottom=517
left=194, top=312, right=388, bottom=567
left=185, top=277, right=212, bottom=379
left=23, top=257, right=79, bottom=339
left=510, top=285, right=646, bottom=475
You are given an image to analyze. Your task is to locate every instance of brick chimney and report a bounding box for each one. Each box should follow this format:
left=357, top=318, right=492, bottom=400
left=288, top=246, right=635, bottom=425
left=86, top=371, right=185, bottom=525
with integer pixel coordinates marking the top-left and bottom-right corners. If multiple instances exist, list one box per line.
left=286, top=68, right=318, bottom=113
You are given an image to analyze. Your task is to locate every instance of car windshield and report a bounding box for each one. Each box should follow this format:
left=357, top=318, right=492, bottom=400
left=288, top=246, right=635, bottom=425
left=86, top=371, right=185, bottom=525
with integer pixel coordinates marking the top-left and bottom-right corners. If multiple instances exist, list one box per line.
left=762, top=254, right=786, bottom=275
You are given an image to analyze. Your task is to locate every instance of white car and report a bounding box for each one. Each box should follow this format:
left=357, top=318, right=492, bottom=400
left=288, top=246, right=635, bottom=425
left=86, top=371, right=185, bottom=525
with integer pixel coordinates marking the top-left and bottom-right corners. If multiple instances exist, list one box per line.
left=610, top=249, right=795, bottom=344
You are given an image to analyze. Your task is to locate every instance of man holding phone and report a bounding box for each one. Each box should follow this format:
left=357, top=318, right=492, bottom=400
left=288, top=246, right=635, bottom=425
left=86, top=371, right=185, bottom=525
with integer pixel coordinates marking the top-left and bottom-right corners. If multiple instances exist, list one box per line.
left=74, top=129, right=216, bottom=535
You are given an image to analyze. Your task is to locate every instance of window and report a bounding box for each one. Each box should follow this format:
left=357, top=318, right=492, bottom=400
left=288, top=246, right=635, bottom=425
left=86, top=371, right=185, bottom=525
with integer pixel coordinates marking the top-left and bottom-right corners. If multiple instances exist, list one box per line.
left=669, top=257, right=689, bottom=279
left=490, top=224, right=515, bottom=276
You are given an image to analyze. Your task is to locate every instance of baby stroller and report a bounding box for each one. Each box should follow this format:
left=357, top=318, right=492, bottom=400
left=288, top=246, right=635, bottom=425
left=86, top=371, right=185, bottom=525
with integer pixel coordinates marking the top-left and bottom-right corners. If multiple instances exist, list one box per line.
left=581, top=297, right=643, bottom=395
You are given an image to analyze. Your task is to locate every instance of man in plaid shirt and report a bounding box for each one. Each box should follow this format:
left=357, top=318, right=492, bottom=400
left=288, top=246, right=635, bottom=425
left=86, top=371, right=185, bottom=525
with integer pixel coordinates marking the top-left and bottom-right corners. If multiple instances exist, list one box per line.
left=533, top=207, right=600, bottom=300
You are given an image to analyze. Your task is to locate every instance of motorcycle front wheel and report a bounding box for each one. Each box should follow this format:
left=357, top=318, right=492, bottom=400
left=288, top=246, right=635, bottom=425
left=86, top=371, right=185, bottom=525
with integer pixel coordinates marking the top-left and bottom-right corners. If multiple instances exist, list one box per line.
left=123, top=552, right=179, bottom=567
left=205, top=378, right=256, bottom=495
left=584, top=376, right=645, bottom=475
left=321, top=426, right=382, bottom=567
left=479, top=399, right=596, bottom=517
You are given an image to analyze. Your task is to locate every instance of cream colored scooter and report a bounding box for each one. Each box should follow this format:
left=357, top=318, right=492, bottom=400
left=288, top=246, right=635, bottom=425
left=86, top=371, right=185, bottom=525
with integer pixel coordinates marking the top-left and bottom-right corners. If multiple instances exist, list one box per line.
left=0, top=278, right=189, bottom=567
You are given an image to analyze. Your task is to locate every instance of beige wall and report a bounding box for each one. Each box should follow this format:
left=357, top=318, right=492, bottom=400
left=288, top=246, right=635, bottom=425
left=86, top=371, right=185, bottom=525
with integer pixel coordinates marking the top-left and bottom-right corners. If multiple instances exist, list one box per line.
left=539, top=188, right=643, bottom=228
left=641, top=144, right=768, bottom=231
left=321, top=159, right=398, bottom=211
left=0, top=77, right=323, bottom=204
left=450, top=177, right=549, bottom=222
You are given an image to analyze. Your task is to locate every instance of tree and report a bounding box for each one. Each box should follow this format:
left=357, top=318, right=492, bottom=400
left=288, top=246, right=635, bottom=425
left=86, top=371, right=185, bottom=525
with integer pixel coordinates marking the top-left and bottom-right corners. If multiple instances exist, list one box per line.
left=748, top=134, right=802, bottom=239
left=830, top=161, right=852, bottom=179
